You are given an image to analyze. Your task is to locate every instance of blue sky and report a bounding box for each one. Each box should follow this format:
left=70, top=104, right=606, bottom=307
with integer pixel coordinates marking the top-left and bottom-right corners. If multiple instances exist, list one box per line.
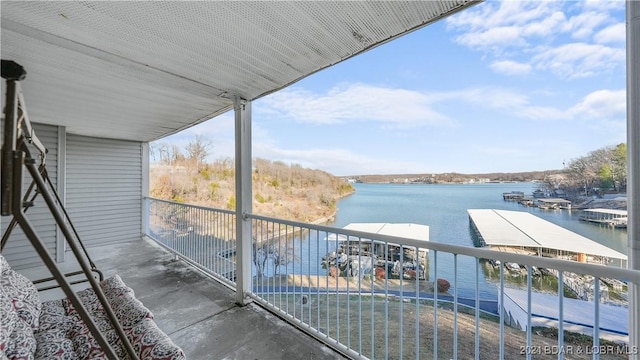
left=153, top=0, right=627, bottom=176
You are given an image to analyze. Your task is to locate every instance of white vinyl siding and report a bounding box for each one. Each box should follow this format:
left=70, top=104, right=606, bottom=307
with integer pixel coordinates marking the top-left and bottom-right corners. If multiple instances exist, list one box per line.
left=1, top=123, right=59, bottom=270
left=65, top=135, right=142, bottom=248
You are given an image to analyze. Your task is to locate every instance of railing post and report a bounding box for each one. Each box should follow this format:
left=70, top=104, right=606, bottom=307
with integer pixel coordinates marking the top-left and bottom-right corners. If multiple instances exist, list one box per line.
left=234, top=95, right=253, bottom=306
left=142, top=142, right=150, bottom=238
left=627, top=1, right=640, bottom=357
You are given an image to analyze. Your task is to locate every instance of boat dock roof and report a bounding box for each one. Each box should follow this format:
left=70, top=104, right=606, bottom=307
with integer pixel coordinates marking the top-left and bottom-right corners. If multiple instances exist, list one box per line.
left=343, top=223, right=429, bottom=243
left=536, top=198, right=571, bottom=204
left=467, top=209, right=626, bottom=260
left=583, top=208, right=628, bottom=216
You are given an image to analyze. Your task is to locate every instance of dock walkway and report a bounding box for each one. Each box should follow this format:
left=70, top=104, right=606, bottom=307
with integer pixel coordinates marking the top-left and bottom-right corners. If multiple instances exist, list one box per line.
left=502, top=288, right=628, bottom=343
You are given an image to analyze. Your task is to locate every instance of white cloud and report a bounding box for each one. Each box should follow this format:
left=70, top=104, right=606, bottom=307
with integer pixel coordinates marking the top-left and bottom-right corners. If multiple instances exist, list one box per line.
left=268, top=84, right=626, bottom=124
left=462, top=87, right=530, bottom=111
left=445, top=86, right=625, bottom=122
left=447, top=1, right=561, bottom=32
left=561, top=11, right=610, bottom=40
left=580, top=0, right=625, bottom=12
left=521, top=11, right=566, bottom=38
left=454, top=26, right=526, bottom=50
left=261, top=84, right=453, bottom=128
left=253, top=144, right=426, bottom=176
left=446, top=0, right=625, bottom=79
left=594, top=23, right=626, bottom=44
left=532, top=43, right=625, bottom=78
left=568, top=89, right=626, bottom=119
left=490, top=60, right=532, bottom=76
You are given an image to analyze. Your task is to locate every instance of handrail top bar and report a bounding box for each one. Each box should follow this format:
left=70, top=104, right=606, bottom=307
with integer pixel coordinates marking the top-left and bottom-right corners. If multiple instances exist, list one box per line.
left=146, top=197, right=235, bottom=215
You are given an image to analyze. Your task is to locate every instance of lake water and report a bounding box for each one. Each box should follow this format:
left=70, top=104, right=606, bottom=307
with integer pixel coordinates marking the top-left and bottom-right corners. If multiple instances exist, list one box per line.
left=322, top=182, right=628, bottom=300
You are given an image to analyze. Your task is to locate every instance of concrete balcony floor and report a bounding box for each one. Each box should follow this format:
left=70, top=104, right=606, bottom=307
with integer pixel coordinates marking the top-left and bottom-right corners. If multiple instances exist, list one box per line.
left=19, top=238, right=344, bottom=360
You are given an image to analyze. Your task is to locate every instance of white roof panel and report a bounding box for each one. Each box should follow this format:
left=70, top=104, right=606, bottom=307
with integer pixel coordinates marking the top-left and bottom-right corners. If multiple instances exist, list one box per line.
left=468, top=209, right=626, bottom=260
left=467, top=209, right=538, bottom=247
left=344, top=223, right=429, bottom=242
left=583, top=209, right=628, bottom=216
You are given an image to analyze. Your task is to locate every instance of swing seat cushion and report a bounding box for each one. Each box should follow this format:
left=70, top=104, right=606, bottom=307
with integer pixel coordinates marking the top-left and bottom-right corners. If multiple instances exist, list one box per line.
left=0, top=254, right=185, bottom=360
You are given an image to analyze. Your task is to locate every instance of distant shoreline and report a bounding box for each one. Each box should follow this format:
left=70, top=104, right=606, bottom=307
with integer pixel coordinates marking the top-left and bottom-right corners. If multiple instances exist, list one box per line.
left=344, top=170, right=561, bottom=185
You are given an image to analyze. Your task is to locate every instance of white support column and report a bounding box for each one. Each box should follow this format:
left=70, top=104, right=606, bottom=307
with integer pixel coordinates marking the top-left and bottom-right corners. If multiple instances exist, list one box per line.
left=627, top=1, right=640, bottom=357
left=141, top=142, right=150, bottom=238
left=234, top=95, right=253, bottom=306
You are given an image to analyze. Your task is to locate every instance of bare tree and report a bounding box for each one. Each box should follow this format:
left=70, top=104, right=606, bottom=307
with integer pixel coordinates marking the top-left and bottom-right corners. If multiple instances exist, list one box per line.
left=169, top=144, right=185, bottom=165
left=185, top=134, right=212, bottom=171
left=253, top=239, right=296, bottom=279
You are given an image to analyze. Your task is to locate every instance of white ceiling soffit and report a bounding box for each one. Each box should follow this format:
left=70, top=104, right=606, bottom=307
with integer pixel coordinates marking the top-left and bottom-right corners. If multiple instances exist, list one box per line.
left=1, top=1, right=479, bottom=142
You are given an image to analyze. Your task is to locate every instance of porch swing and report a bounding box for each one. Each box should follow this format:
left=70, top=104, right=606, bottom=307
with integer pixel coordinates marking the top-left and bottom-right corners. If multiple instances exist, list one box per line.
left=0, top=60, right=185, bottom=360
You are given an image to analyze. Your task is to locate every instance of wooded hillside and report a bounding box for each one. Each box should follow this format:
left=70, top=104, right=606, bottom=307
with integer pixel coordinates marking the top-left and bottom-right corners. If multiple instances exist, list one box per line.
left=150, top=157, right=354, bottom=223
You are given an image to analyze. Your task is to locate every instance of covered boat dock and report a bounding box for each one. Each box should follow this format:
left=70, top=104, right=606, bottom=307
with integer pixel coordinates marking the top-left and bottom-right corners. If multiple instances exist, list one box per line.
left=468, top=209, right=627, bottom=267
left=343, top=223, right=429, bottom=243
left=580, top=208, right=628, bottom=228
left=326, top=223, right=430, bottom=279
left=536, top=198, right=572, bottom=210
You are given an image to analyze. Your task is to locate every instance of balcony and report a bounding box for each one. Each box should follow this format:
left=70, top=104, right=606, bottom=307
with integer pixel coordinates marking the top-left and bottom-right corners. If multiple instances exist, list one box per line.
left=144, top=197, right=640, bottom=359
left=2, top=2, right=640, bottom=359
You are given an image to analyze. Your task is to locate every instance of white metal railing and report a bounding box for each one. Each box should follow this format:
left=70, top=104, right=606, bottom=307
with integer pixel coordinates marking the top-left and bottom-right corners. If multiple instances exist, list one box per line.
left=146, top=198, right=237, bottom=287
left=145, top=198, right=640, bottom=360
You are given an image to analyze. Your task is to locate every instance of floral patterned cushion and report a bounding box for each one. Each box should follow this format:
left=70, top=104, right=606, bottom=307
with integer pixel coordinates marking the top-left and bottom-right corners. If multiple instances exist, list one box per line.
left=1, top=254, right=40, bottom=360
left=0, top=290, right=18, bottom=356
left=33, top=328, right=76, bottom=360
left=0, top=263, right=42, bottom=331
left=4, top=318, right=38, bottom=360
left=0, top=254, right=9, bottom=273
left=1, top=252, right=185, bottom=360
left=100, top=275, right=153, bottom=326
left=61, top=275, right=185, bottom=360
left=127, top=317, right=186, bottom=360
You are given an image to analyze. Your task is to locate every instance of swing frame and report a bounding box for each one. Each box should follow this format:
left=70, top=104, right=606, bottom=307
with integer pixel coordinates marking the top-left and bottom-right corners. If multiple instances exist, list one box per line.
left=1, top=60, right=139, bottom=360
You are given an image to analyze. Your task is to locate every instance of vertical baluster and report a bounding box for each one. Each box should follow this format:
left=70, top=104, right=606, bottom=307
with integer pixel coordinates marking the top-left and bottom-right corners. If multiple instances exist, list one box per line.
left=370, top=239, right=376, bottom=359
left=475, top=259, right=480, bottom=360
left=326, top=231, right=330, bottom=341
left=454, top=254, right=458, bottom=360
left=288, top=225, right=296, bottom=317
left=415, top=246, right=420, bottom=360
left=205, top=209, right=209, bottom=272
left=385, top=241, right=389, bottom=358
left=356, top=237, right=362, bottom=354
left=212, top=211, right=216, bottom=275
left=221, top=211, right=225, bottom=277
left=558, top=270, right=564, bottom=360
left=196, top=208, right=201, bottom=265
left=338, top=234, right=344, bottom=345
left=278, top=222, right=283, bottom=311
left=316, top=230, right=321, bottom=333
left=261, top=219, right=266, bottom=304
left=499, top=259, right=504, bottom=360
left=594, top=277, right=600, bottom=360
left=399, top=244, right=404, bottom=360
left=527, top=265, right=532, bottom=360
left=433, top=250, right=438, bottom=360
left=229, top=212, right=233, bottom=283
left=298, top=226, right=303, bottom=322
left=308, top=228, right=312, bottom=327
